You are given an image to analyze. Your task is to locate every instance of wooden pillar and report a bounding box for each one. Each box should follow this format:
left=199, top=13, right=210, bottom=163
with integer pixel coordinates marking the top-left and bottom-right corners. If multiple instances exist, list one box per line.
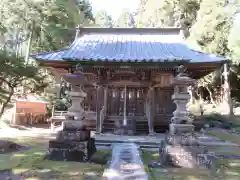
left=123, top=85, right=127, bottom=126
left=103, top=86, right=108, bottom=116
left=148, top=87, right=155, bottom=135
left=96, top=85, right=103, bottom=134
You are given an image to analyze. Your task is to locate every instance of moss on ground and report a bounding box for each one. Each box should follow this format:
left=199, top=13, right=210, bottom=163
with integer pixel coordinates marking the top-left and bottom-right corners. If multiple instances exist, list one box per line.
left=141, top=150, right=240, bottom=180
left=2, top=132, right=240, bottom=180
left=0, top=137, right=106, bottom=179
left=207, top=130, right=240, bottom=146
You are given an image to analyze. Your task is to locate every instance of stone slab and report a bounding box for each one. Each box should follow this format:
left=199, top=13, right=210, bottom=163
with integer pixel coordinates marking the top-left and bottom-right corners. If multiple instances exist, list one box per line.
left=62, top=120, right=86, bottom=131
left=48, top=138, right=96, bottom=162
left=49, top=140, right=88, bottom=149
left=165, top=134, right=198, bottom=146
left=102, top=143, right=148, bottom=180
left=49, top=138, right=96, bottom=149
left=160, top=143, right=213, bottom=169
left=169, top=123, right=194, bottom=135
left=48, top=149, right=90, bottom=162
left=56, top=130, right=90, bottom=141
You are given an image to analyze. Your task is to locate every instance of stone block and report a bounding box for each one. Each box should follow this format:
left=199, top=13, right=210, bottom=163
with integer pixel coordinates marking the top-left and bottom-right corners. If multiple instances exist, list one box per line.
left=49, top=140, right=88, bottom=149
left=159, top=141, right=213, bottom=169
left=103, top=143, right=148, bottom=180
left=47, top=149, right=89, bottom=162
left=169, top=123, right=194, bottom=135
left=62, top=120, right=86, bottom=131
left=166, top=134, right=198, bottom=146
left=56, top=130, right=90, bottom=141
left=48, top=138, right=96, bottom=162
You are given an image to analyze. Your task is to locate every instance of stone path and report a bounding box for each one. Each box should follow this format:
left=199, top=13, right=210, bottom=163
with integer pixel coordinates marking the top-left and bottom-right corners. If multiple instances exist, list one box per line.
left=208, top=154, right=240, bottom=159
left=102, top=143, right=148, bottom=179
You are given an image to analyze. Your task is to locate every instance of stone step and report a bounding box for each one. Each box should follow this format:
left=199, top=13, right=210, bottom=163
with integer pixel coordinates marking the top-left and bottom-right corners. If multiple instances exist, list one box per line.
left=103, top=119, right=150, bottom=134
left=95, top=139, right=160, bottom=148
left=102, top=143, right=148, bottom=179
left=106, top=116, right=147, bottom=120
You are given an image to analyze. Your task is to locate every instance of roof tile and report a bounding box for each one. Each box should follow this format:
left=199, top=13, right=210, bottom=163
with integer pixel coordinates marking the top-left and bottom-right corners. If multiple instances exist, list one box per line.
left=33, top=28, right=226, bottom=63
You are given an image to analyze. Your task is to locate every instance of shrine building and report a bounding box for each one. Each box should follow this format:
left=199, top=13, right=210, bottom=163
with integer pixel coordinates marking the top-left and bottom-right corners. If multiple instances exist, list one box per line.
left=33, top=27, right=227, bottom=135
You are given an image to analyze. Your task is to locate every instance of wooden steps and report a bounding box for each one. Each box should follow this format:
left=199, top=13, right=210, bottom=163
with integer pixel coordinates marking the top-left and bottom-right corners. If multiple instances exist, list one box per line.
left=154, top=116, right=171, bottom=133
left=135, top=121, right=149, bottom=135
left=94, top=134, right=163, bottom=149
left=102, top=116, right=149, bottom=134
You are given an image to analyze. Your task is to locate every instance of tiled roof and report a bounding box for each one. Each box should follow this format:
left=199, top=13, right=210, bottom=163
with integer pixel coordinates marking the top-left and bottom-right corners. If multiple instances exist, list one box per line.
left=32, top=48, right=67, bottom=61
left=33, top=28, right=227, bottom=63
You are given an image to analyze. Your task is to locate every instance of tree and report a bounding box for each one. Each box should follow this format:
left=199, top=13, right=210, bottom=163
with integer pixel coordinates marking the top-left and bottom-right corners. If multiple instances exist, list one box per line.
left=0, top=51, right=48, bottom=117
left=116, top=10, right=135, bottom=27
left=0, top=0, right=95, bottom=116
left=228, top=0, right=240, bottom=64
left=0, top=0, right=95, bottom=55
left=135, top=0, right=200, bottom=36
left=95, top=10, right=114, bottom=27
left=189, top=0, right=231, bottom=56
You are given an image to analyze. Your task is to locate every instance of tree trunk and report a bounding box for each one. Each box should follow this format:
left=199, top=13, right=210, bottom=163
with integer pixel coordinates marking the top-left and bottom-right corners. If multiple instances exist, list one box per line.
left=25, top=29, right=33, bottom=65
left=196, top=87, right=203, bottom=101
left=223, top=63, right=234, bottom=116
left=0, top=87, right=14, bottom=119
left=206, top=86, right=215, bottom=105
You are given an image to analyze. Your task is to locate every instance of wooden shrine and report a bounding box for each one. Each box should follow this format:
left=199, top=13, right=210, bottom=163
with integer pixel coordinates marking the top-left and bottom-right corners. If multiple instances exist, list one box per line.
left=33, top=27, right=227, bottom=135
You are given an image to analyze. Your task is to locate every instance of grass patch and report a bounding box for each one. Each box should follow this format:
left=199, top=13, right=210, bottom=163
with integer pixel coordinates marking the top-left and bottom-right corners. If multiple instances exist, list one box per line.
left=141, top=150, right=214, bottom=180
left=141, top=150, right=240, bottom=180
left=0, top=136, right=107, bottom=179
left=207, top=130, right=240, bottom=145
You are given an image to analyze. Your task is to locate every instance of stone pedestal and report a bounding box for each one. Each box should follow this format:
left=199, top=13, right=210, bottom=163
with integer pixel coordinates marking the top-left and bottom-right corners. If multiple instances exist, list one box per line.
left=160, top=65, right=213, bottom=169
left=47, top=122, right=96, bottom=161
left=47, top=67, right=96, bottom=162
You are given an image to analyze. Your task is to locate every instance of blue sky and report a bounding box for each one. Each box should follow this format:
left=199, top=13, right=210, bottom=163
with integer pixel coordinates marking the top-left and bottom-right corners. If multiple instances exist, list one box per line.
left=89, top=0, right=140, bottom=19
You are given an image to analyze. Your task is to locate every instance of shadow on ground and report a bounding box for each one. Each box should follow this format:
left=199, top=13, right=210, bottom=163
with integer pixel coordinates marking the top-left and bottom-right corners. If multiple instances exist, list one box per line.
left=142, top=151, right=240, bottom=180
left=0, top=136, right=106, bottom=180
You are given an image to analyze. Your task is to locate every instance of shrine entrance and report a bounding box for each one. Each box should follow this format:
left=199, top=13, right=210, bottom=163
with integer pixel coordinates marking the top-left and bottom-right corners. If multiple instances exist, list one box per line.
left=107, top=86, right=147, bottom=117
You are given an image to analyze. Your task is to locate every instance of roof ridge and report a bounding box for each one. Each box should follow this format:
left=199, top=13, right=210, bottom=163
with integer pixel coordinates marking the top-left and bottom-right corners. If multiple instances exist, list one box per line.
left=78, top=27, right=182, bottom=35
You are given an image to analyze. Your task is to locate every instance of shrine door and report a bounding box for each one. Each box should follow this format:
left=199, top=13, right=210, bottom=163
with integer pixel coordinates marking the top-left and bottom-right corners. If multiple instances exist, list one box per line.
left=107, top=87, right=146, bottom=116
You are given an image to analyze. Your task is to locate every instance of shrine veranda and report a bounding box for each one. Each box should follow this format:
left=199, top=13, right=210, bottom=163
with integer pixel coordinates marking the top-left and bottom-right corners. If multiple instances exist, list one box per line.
left=33, top=27, right=227, bottom=135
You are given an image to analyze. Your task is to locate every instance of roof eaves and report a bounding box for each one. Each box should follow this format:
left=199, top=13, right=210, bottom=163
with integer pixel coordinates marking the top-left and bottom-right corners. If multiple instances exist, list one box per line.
left=79, top=27, right=183, bottom=35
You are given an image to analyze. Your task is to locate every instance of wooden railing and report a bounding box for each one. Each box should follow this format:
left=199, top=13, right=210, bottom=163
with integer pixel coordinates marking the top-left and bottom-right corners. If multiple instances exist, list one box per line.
left=52, top=111, right=67, bottom=118
left=50, top=110, right=98, bottom=132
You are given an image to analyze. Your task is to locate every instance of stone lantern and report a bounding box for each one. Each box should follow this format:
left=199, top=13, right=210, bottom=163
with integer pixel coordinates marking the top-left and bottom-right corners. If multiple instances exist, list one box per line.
left=63, top=70, right=86, bottom=121
left=159, top=65, right=212, bottom=169
left=169, top=65, right=195, bottom=135
left=47, top=64, right=96, bottom=162
left=62, top=65, right=87, bottom=129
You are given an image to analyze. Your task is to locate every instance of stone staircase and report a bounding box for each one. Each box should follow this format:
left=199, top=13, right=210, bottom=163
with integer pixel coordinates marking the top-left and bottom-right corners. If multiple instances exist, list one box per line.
left=94, top=133, right=163, bottom=149
left=154, top=116, right=171, bottom=133
left=136, top=120, right=149, bottom=135
left=102, top=117, right=115, bottom=133
left=102, top=116, right=149, bottom=135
